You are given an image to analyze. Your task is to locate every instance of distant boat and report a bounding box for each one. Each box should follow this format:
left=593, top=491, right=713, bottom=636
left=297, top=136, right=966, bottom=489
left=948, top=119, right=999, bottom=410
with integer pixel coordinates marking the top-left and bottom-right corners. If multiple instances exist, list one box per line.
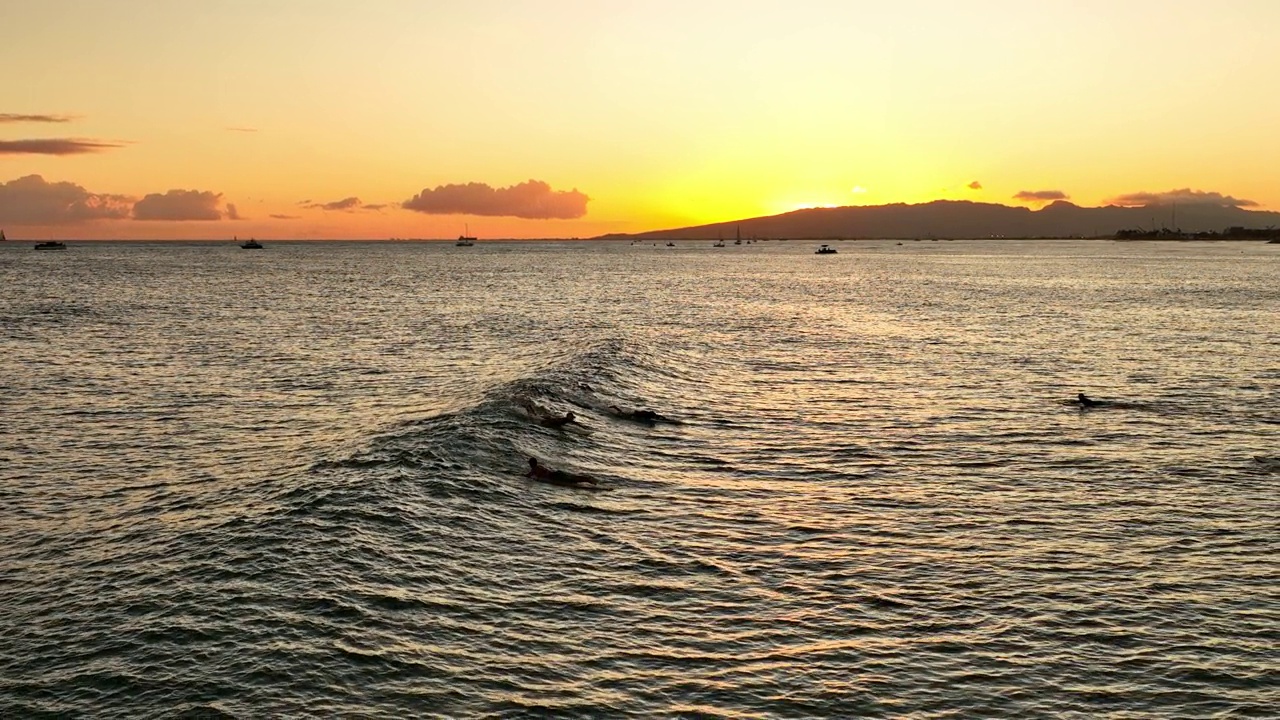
left=239, top=237, right=263, bottom=249
left=0, top=229, right=6, bottom=241
left=456, top=224, right=476, bottom=246
left=666, top=242, right=675, bottom=247
left=34, top=241, right=66, bottom=251
left=734, top=226, right=742, bottom=245
left=713, top=239, right=725, bottom=247
left=815, top=244, right=837, bottom=254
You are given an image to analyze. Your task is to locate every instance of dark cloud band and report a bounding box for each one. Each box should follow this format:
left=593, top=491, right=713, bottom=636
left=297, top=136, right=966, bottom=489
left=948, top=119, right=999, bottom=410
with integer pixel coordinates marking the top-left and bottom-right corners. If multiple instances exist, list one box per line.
left=0, top=114, right=76, bottom=124
left=0, top=138, right=123, bottom=155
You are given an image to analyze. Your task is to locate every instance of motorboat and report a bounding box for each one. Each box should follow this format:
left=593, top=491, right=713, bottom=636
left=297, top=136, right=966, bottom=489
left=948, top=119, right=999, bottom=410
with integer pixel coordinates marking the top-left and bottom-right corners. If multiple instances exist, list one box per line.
left=815, top=244, right=838, bottom=254
left=34, top=241, right=66, bottom=251
left=239, top=238, right=263, bottom=249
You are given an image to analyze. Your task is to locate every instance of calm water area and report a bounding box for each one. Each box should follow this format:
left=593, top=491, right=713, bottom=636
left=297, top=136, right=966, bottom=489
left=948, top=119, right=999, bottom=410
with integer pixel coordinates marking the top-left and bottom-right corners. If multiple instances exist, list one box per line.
left=1, top=238, right=1276, bottom=718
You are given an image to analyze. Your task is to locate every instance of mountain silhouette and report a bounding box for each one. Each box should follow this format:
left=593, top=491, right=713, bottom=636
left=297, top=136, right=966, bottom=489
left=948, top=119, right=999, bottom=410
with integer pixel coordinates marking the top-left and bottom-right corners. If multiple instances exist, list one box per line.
left=603, top=200, right=1280, bottom=240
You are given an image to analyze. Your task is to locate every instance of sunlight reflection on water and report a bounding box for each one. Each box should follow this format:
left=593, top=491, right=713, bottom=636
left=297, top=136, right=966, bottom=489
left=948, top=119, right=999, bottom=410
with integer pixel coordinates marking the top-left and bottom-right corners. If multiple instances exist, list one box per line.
left=1, top=239, right=1277, bottom=718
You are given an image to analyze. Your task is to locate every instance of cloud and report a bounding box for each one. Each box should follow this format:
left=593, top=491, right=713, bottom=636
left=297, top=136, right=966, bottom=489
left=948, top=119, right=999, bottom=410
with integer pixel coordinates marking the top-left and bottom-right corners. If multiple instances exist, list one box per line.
left=226, top=126, right=258, bottom=133
left=0, top=138, right=124, bottom=155
left=226, top=203, right=242, bottom=220
left=301, top=196, right=390, bottom=212
left=1105, top=188, right=1257, bottom=208
left=304, top=196, right=364, bottom=211
left=402, top=179, right=589, bottom=219
left=968, top=181, right=982, bottom=190
left=0, top=174, right=132, bottom=224
left=132, top=189, right=226, bottom=220
left=0, top=113, right=77, bottom=124
left=270, top=213, right=300, bottom=220
left=1013, top=190, right=1069, bottom=203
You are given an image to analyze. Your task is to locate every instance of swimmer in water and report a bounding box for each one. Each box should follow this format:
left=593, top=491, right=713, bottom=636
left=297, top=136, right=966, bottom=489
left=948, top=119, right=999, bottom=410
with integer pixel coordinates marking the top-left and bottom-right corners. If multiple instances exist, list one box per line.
left=526, top=457, right=597, bottom=486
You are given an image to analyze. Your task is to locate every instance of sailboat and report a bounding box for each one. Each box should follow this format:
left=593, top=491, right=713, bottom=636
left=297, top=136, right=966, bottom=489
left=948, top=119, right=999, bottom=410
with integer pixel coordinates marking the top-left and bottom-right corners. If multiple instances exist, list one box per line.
left=0, top=229, right=6, bottom=241
left=456, top=224, right=476, bottom=246
left=734, top=226, right=742, bottom=245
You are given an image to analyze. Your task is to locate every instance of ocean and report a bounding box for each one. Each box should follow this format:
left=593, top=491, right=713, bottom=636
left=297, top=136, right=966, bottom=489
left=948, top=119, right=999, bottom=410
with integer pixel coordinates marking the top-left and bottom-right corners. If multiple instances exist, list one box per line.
left=1, top=238, right=1276, bottom=718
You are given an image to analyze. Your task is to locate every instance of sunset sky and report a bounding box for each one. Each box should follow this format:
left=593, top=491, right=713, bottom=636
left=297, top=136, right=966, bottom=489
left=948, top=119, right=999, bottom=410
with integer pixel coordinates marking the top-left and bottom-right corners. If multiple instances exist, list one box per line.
left=3, top=0, right=1279, bottom=239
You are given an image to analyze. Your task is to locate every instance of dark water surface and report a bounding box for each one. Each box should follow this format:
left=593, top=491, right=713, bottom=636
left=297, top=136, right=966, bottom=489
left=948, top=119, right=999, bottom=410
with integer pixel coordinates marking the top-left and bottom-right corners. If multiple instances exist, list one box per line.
left=2, top=239, right=1277, bottom=718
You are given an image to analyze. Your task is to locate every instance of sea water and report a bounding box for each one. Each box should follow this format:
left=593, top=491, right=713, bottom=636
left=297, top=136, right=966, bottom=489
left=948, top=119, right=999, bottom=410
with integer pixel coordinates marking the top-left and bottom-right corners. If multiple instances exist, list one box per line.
left=1, top=239, right=1276, bottom=718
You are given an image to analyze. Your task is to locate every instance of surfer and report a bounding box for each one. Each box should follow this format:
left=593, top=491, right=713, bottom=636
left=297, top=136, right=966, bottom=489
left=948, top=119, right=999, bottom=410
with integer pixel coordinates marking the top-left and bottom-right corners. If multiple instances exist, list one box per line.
left=517, top=397, right=582, bottom=429
left=1075, top=393, right=1104, bottom=408
left=526, top=457, right=597, bottom=487
left=540, top=411, right=581, bottom=429
left=609, top=405, right=672, bottom=423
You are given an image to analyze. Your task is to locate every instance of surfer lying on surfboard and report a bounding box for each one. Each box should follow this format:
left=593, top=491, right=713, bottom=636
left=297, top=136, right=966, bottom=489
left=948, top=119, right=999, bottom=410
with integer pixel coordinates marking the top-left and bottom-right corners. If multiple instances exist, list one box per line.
left=517, top=397, right=585, bottom=429
left=540, top=411, right=581, bottom=429
left=1075, top=393, right=1107, bottom=408
left=526, top=457, right=597, bottom=487
left=609, top=405, right=675, bottom=424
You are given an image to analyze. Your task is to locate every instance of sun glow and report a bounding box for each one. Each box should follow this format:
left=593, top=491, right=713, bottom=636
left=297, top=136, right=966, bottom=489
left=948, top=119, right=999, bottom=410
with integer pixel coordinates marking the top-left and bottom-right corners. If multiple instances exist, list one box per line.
left=1, top=1, right=1278, bottom=239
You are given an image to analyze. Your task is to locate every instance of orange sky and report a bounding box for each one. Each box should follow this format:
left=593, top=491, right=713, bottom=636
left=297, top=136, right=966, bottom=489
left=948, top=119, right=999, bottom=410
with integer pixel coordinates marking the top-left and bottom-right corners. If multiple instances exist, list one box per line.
left=3, top=0, right=1279, bottom=239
